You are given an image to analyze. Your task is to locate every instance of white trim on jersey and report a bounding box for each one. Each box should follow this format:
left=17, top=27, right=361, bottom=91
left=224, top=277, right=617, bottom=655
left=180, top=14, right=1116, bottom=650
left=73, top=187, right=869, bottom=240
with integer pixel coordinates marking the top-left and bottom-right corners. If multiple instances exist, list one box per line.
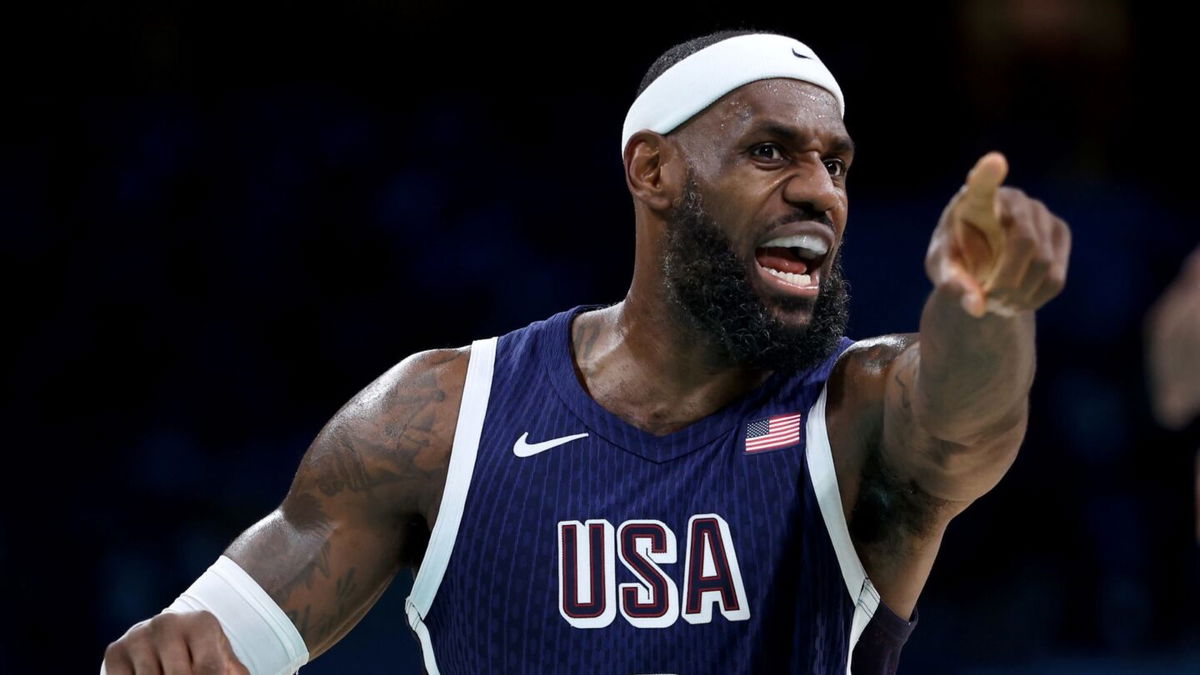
left=805, top=381, right=881, bottom=675
left=405, top=336, right=498, bottom=675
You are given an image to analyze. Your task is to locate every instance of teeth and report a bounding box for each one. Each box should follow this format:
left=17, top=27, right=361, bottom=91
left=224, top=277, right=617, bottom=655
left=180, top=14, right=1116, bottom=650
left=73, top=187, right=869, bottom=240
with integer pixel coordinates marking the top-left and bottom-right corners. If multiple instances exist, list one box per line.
left=761, top=234, right=829, bottom=256
left=764, top=266, right=814, bottom=287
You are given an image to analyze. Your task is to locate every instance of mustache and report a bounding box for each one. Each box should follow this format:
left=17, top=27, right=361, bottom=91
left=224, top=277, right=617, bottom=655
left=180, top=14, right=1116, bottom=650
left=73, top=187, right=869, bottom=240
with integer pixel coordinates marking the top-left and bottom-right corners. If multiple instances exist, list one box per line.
left=670, top=172, right=834, bottom=232
left=765, top=208, right=834, bottom=231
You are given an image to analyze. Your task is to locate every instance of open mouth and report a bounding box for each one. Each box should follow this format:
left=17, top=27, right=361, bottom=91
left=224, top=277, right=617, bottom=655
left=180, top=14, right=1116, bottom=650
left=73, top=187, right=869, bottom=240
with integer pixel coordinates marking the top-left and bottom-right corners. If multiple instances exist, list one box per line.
left=753, top=234, right=830, bottom=295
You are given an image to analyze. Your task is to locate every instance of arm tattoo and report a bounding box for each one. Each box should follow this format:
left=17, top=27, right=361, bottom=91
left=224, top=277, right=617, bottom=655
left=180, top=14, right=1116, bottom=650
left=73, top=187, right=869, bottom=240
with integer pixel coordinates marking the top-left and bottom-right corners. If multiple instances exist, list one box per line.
left=281, top=565, right=361, bottom=645
left=230, top=349, right=468, bottom=651
left=269, top=540, right=332, bottom=607
left=893, top=371, right=912, bottom=416
left=286, top=605, right=312, bottom=639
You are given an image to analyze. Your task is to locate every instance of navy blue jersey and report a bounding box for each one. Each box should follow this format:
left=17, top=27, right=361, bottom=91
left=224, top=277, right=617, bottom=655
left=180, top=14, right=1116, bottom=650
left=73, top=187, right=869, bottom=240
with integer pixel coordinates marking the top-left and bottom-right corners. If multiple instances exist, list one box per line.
left=405, top=304, right=892, bottom=674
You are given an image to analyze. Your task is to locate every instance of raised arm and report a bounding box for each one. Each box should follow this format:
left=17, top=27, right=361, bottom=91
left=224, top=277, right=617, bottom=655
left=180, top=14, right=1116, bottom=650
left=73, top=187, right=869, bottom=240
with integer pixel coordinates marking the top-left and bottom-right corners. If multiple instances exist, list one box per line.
left=836, top=153, right=1071, bottom=621
left=102, top=347, right=469, bottom=674
left=884, top=152, right=1070, bottom=503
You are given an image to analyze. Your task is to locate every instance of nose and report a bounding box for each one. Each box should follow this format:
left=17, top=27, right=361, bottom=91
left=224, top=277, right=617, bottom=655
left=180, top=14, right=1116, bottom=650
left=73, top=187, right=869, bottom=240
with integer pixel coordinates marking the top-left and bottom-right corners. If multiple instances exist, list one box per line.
left=781, top=153, right=839, bottom=221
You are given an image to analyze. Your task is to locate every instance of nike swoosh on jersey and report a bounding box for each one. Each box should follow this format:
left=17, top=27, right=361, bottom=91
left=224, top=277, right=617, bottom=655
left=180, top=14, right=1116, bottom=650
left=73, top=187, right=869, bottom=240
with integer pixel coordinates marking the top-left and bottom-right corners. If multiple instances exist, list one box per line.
left=513, top=431, right=590, bottom=457
left=792, top=48, right=811, bottom=59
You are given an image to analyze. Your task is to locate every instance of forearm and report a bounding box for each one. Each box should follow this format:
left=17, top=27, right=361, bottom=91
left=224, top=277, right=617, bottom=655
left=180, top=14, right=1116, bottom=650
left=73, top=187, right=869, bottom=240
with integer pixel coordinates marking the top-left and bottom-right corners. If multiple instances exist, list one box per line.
left=225, top=502, right=404, bottom=659
left=876, top=152, right=1066, bottom=503
left=912, top=283, right=1035, bottom=444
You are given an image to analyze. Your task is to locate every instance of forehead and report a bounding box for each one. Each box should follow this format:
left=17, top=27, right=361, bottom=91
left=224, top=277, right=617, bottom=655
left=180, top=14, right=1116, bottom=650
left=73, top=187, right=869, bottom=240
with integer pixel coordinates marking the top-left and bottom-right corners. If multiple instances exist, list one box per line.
left=682, top=78, right=847, bottom=146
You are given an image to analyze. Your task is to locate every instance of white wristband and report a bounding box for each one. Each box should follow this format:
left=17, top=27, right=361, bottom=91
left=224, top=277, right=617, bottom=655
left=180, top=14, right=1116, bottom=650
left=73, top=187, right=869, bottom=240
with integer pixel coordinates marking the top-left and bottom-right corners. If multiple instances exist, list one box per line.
left=100, top=556, right=310, bottom=675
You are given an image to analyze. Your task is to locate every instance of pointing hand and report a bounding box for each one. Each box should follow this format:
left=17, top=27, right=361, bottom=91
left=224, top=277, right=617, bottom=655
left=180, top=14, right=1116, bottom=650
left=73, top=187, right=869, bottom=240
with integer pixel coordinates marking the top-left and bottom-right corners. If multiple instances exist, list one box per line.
left=926, top=152, right=1072, bottom=318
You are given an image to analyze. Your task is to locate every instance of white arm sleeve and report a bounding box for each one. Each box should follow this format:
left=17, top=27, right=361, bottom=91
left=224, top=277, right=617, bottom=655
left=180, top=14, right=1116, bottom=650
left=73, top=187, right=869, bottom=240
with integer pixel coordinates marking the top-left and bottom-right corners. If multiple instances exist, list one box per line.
left=100, top=555, right=309, bottom=675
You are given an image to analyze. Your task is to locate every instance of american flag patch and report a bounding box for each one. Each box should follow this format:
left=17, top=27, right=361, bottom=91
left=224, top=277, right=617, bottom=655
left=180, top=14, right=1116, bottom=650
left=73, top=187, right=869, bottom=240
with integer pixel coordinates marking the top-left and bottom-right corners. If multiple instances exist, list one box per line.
left=744, top=412, right=803, bottom=453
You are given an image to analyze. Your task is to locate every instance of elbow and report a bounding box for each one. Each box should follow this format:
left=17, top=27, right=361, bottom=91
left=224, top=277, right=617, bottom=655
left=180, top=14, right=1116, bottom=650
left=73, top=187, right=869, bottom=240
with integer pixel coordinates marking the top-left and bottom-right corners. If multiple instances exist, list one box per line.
left=915, top=393, right=1030, bottom=449
left=916, top=412, right=1028, bottom=503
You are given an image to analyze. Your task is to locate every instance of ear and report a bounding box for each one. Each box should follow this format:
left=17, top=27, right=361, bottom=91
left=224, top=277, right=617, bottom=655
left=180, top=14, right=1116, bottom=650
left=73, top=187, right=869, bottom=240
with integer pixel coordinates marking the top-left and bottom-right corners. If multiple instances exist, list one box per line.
left=623, top=131, right=686, bottom=214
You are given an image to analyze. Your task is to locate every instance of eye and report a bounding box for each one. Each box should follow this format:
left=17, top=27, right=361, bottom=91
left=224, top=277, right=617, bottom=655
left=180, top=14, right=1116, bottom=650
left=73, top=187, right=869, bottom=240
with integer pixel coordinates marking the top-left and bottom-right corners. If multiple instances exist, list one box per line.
left=750, top=143, right=785, bottom=161
left=824, top=158, right=848, bottom=178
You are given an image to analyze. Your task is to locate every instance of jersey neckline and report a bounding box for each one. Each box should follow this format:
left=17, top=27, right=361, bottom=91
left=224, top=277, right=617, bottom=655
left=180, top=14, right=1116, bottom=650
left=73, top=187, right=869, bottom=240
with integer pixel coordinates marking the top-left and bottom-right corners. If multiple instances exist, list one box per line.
left=541, top=303, right=792, bottom=463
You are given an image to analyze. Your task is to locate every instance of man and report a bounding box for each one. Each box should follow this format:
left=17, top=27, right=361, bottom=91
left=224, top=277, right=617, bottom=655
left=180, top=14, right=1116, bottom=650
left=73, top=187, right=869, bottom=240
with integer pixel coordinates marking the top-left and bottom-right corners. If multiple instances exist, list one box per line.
left=1146, top=246, right=1200, bottom=543
left=101, top=30, right=1071, bottom=674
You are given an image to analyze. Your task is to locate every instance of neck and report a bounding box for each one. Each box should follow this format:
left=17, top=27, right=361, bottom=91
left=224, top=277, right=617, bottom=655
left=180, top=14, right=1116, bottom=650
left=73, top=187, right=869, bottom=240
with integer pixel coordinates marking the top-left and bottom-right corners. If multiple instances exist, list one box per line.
left=571, top=276, right=773, bottom=436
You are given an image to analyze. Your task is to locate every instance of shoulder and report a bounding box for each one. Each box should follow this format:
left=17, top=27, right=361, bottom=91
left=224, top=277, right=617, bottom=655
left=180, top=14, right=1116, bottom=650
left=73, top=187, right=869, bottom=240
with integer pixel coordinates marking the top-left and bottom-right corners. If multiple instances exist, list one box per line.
left=827, top=334, right=919, bottom=413
left=823, top=334, right=919, bottom=521
left=834, top=334, right=920, bottom=374
left=294, top=346, right=473, bottom=527
left=331, top=347, right=471, bottom=454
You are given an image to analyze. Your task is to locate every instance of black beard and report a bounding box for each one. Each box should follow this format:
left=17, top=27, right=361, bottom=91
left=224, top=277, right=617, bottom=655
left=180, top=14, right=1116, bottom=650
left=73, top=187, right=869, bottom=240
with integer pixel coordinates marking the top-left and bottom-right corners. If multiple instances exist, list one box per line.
left=661, top=174, right=850, bottom=373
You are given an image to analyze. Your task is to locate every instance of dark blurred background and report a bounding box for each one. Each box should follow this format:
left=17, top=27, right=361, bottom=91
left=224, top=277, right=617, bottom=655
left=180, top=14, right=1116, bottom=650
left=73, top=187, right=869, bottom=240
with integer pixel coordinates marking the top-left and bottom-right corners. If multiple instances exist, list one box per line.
left=5, top=1, right=1199, bottom=673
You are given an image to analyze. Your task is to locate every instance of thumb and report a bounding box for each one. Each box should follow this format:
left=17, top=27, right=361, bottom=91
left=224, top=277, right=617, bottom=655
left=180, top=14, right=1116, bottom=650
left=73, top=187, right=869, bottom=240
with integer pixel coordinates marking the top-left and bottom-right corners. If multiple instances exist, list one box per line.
left=939, top=257, right=988, bottom=318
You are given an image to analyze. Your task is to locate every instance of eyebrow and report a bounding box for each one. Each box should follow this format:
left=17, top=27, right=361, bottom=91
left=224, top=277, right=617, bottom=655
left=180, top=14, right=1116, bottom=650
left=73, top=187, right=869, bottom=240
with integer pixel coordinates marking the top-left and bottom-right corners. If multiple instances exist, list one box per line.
left=749, top=121, right=856, bottom=158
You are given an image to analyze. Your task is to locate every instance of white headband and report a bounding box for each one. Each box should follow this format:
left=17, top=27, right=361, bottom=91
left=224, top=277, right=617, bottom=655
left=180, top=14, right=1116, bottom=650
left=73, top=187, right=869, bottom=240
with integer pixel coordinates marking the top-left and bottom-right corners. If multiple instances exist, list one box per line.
left=621, top=34, right=845, bottom=155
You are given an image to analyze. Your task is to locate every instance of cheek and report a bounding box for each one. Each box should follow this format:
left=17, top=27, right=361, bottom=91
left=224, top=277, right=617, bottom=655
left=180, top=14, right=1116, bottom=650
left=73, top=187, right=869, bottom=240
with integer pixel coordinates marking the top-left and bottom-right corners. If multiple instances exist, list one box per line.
left=833, top=195, right=849, bottom=233
left=835, top=189, right=848, bottom=212
left=705, top=204, right=756, bottom=248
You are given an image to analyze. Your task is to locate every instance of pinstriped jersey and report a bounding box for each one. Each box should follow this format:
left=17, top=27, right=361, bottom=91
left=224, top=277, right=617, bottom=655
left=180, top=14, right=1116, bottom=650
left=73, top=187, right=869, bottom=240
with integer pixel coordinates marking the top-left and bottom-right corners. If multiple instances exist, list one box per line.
left=404, top=303, right=882, bottom=674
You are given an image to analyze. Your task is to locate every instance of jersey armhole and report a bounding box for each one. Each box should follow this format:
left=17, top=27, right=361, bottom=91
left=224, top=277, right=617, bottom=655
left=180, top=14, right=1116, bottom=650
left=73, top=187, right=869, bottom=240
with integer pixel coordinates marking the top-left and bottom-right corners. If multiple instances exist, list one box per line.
left=404, top=336, right=498, bottom=675
left=805, top=379, right=881, bottom=675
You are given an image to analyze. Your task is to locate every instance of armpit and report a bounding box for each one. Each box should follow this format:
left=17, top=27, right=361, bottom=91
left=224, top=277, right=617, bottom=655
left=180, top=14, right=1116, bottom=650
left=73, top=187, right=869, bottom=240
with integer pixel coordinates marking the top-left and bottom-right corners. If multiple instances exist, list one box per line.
left=849, top=440, right=956, bottom=547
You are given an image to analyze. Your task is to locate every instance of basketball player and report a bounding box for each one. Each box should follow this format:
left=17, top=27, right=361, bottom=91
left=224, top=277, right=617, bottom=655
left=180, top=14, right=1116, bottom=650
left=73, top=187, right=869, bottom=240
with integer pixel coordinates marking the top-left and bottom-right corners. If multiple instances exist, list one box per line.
left=101, top=30, right=1071, bottom=674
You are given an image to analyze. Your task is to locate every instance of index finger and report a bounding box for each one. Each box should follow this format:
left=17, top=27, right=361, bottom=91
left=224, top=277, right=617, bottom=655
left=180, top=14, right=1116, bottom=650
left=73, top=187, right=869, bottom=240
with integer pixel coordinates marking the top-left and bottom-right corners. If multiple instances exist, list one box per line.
left=958, top=151, right=1008, bottom=233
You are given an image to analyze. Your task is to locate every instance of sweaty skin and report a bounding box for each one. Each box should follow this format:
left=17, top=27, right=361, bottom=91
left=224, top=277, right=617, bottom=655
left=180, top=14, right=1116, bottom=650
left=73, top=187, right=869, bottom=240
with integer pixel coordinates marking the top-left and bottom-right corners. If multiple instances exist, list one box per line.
left=103, top=78, right=1070, bottom=672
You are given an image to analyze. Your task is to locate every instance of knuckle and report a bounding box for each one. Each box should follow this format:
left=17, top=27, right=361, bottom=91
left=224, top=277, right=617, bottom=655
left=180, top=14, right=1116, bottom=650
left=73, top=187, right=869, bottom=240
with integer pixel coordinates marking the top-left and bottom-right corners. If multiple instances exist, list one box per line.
left=149, top=612, right=184, bottom=639
left=192, top=609, right=223, bottom=632
left=1038, top=276, right=1064, bottom=300
left=141, top=615, right=179, bottom=644
left=1049, top=270, right=1067, bottom=290
left=174, top=609, right=217, bottom=633
left=120, top=628, right=151, bottom=650
left=103, top=640, right=127, bottom=660
left=998, top=186, right=1026, bottom=202
left=193, top=655, right=226, bottom=675
left=186, top=608, right=211, bottom=623
left=1010, top=232, right=1037, bottom=253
